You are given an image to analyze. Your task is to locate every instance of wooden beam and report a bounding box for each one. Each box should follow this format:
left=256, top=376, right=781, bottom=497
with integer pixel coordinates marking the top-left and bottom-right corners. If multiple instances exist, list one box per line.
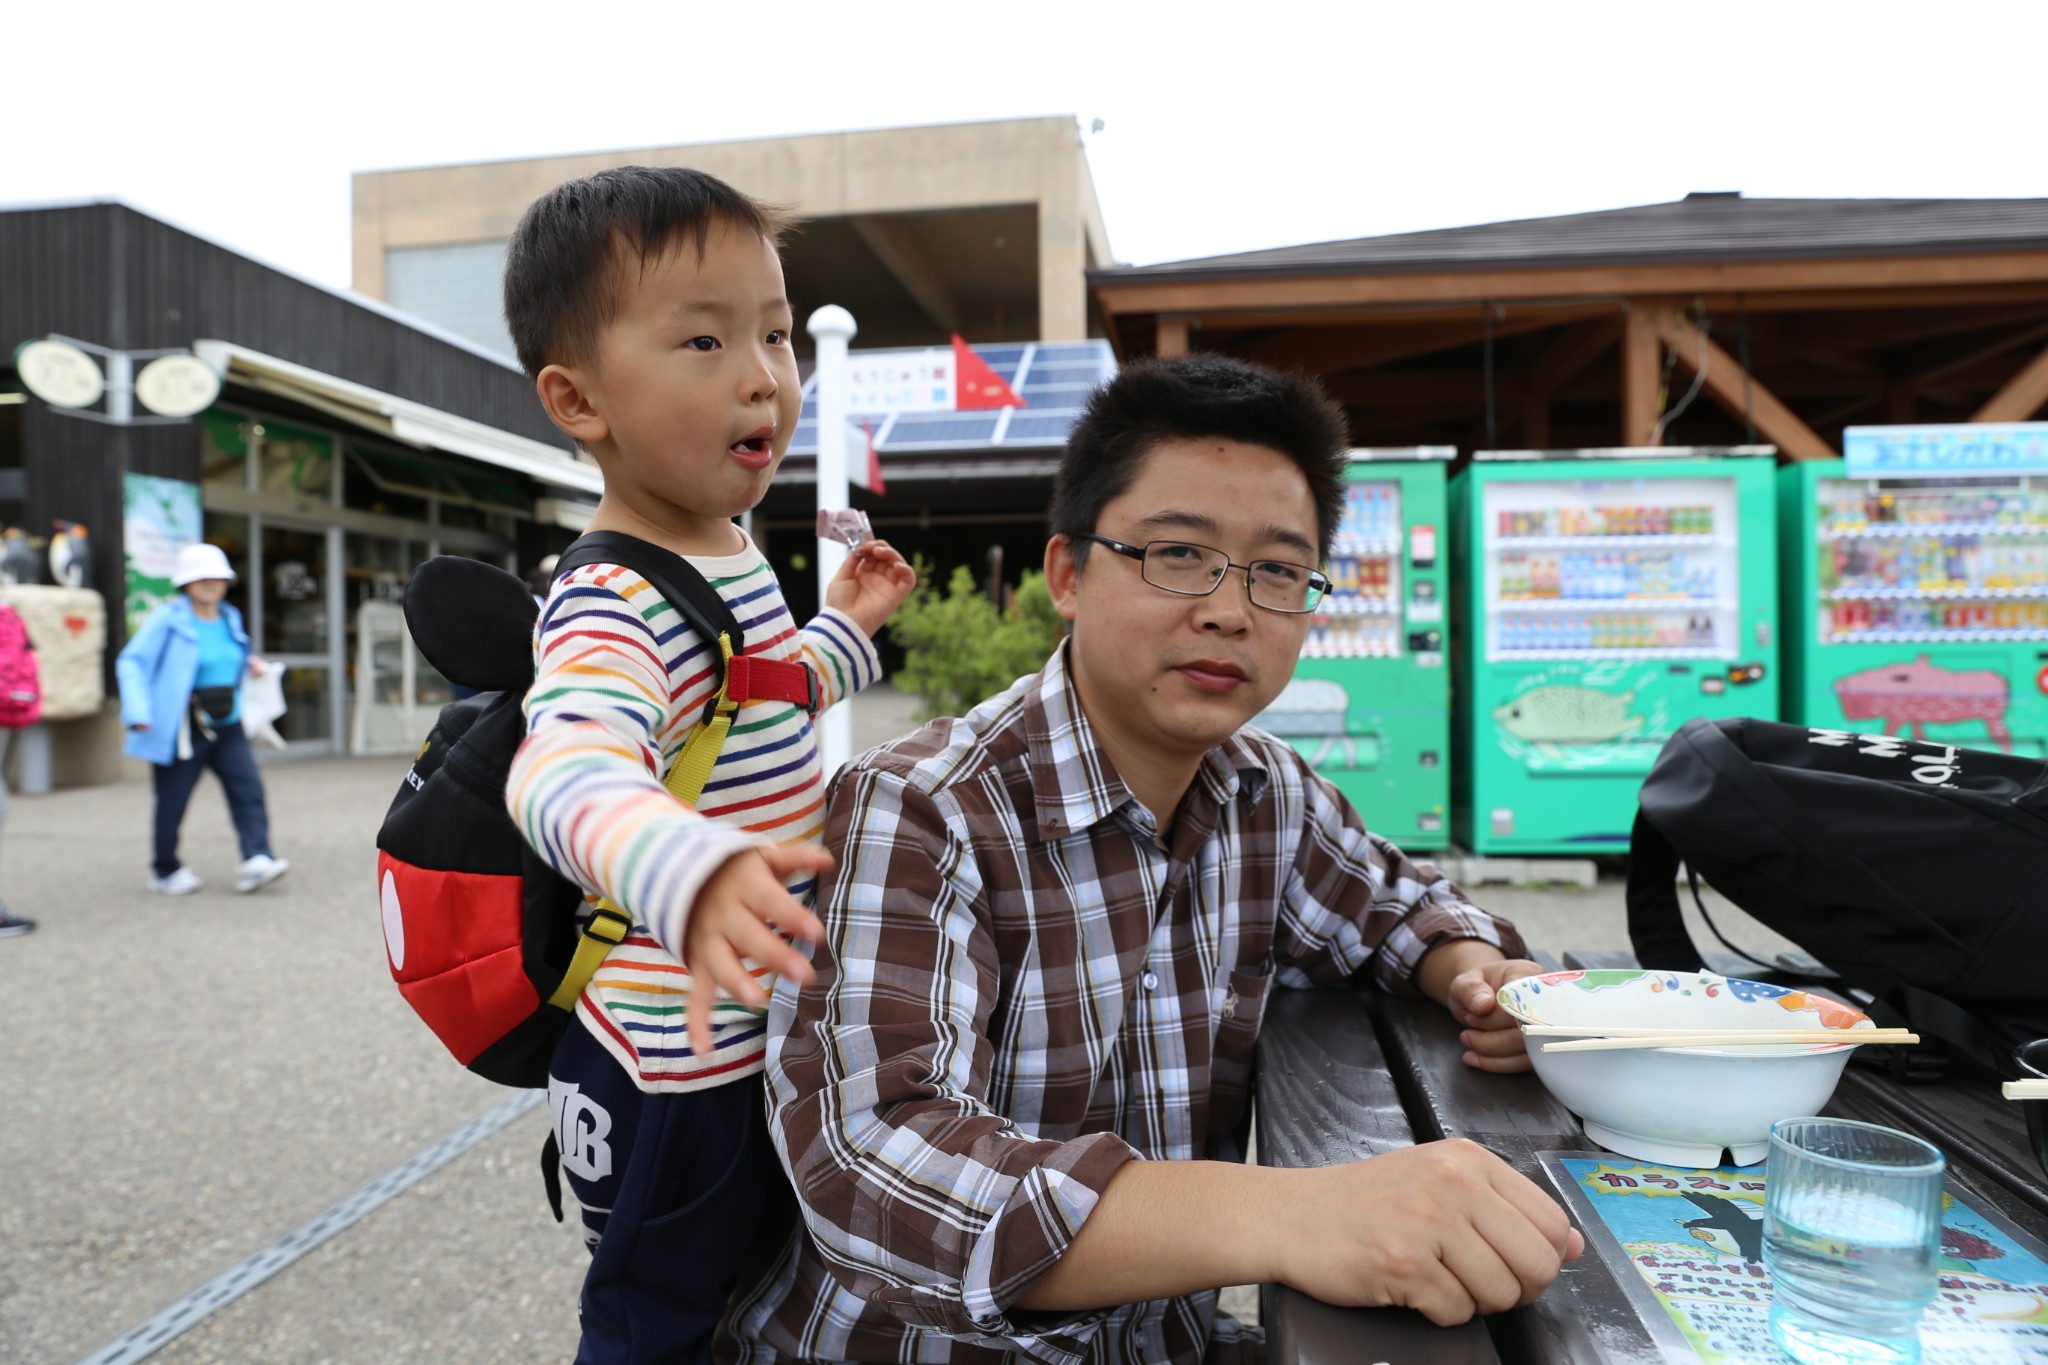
left=1235, top=310, right=1570, bottom=374
left=1756, top=304, right=2048, bottom=363
left=1093, top=250, right=2048, bottom=319
left=1973, top=339, right=2048, bottom=422
left=1622, top=303, right=1666, bottom=446
left=1155, top=316, right=1191, bottom=357
left=1322, top=369, right=1527, bottom=407
left=849, top=215, right=962, bottom=334
left=1912, top=319, right=2048, bottom=390
left=1660, top=312, right=1838, bottom=462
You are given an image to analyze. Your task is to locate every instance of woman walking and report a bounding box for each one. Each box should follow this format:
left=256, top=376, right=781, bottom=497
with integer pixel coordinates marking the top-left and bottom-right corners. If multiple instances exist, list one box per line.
left=116, top=543, right=289, bottom=895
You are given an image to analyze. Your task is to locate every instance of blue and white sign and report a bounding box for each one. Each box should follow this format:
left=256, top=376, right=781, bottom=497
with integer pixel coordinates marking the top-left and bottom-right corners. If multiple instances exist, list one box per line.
left=1844, top=423, right=2048, bottom=478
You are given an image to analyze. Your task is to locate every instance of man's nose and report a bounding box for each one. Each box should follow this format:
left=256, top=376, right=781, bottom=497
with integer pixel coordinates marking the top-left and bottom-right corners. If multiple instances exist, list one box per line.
left=1192, top=575, right=1255, bottom=632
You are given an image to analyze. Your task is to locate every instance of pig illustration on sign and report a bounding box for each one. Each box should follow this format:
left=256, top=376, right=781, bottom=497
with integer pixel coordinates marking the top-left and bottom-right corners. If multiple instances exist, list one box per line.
left=1493, top=686, right=1643, bottom=744
left=1834, top=654, right=2011, bottom=752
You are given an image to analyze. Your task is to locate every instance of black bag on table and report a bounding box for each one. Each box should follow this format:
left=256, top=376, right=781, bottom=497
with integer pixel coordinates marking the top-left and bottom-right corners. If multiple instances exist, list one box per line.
left=1627, top=716, right=2048, bottom=1081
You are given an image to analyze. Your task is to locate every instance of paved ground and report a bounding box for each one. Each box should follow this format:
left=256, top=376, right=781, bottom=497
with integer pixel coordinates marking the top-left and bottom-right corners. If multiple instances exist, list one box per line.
left=0, top=683, right=1799, bottom=1363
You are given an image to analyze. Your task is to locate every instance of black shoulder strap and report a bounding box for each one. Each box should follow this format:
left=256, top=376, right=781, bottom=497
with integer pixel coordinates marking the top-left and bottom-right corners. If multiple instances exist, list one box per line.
left=555, top=530, right=744, bottom=651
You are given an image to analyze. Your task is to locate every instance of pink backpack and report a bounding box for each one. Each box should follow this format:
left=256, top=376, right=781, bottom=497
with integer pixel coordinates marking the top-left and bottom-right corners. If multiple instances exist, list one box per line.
left=0, top=605, right=42, bottom=729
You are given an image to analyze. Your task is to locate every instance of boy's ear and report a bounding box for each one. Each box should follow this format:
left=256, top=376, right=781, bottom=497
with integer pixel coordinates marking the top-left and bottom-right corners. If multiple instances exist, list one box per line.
left=1044, top=535, right=1081, bottom=624
left=534, top=364, right=611, bottom=448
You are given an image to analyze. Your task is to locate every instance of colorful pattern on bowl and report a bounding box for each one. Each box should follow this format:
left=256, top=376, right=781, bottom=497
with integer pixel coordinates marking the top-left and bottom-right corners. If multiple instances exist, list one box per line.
left=1498, top=968, right=1872, bottom=1047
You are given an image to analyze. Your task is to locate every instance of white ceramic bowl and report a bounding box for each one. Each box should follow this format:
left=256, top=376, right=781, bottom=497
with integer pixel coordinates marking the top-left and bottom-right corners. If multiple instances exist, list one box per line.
left=1496, top=969, right=1874, bottom=1167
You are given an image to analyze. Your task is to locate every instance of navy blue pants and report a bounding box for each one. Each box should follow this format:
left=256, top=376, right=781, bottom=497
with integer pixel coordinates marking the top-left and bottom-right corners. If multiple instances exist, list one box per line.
left=151, top=720, right=273, bottom=877
left=549, top=1018, right=781, bottom=1365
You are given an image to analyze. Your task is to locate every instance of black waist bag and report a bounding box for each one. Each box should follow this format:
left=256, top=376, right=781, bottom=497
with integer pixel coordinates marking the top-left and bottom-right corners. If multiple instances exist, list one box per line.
left=1627, top=716, right=2048, bottom=1081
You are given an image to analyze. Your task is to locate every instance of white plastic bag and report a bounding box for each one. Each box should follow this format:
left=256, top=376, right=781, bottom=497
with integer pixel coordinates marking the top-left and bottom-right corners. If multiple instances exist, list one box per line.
left=241, top=665, right=288, bottom=749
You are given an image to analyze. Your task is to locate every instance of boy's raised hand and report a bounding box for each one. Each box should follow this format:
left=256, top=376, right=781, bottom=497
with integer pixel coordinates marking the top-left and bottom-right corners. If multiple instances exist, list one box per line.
left=825, top=539, right=917, bottom=637
left=681, top=842, right=832, bottom=1057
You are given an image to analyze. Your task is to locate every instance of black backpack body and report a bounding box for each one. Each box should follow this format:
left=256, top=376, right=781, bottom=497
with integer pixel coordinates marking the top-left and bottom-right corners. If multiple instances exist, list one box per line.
left=1628, top=716, right=2048, bottom=1081
left=376, top=532, right=743, bottom=1088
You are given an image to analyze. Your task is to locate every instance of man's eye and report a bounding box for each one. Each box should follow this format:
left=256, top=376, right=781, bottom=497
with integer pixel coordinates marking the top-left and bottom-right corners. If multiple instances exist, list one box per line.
left=1155, top=544, right=1202, bottom=562
left=685, top=336, right=719, bottom=351
left=1254, top=562, right=1305, bottom=583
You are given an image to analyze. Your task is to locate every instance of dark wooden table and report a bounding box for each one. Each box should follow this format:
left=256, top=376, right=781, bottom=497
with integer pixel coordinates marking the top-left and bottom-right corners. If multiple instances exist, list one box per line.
left=1254, top=976, right=2048, bottom=1364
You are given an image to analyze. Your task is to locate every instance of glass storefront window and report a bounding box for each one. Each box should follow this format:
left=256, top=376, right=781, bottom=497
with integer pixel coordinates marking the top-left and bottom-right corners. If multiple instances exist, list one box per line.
left=344, top=446, right=431, bottom=522
left=206, top=512, right=253, bottom=620
left=200, top=410, right=250, bottom=489
left=276, top=667, right=331, bottom=745
left=261, top=524, right=329, bottom=655
left=257, top=422, right=333, bottom=499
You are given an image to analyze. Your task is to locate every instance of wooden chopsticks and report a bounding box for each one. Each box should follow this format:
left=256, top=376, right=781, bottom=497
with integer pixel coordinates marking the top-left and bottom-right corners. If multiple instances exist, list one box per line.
left=2003, top=1079, right=2048, bottom=1099
left=1523, top=1026, right=1918, bottom=1053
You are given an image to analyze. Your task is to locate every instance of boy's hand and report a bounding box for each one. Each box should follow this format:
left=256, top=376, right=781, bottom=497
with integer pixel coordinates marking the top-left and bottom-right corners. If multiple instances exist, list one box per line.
left=681, top=842, right=833, bottom=1057
left=825, top=540, right=917, bottom=638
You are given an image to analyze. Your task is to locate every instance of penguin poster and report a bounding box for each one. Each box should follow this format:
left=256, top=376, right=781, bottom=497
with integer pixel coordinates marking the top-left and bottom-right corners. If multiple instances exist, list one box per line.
left=121, top=473, right=203, bottom=634
left=1544, top=1154, right=2048, bottom=1363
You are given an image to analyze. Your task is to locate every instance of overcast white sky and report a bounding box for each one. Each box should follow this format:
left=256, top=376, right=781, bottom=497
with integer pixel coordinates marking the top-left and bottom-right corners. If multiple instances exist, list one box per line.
left=12, top=0, right=2046, bottom=294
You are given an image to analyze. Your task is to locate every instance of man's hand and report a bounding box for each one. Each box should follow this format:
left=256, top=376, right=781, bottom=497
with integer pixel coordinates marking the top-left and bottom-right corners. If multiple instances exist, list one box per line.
left=1446, top=957, right=1549, bottom=1074
left=680, top=842, right=832, bottom=1056
left=824, top=540, right=917, bottom=638
left=1278, top=1139, right=1585, bottom=1325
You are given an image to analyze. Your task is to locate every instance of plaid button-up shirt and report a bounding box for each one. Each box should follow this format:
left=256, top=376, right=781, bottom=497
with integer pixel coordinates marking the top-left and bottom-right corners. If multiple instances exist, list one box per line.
left=728, top=645, right=1525, bottom=1364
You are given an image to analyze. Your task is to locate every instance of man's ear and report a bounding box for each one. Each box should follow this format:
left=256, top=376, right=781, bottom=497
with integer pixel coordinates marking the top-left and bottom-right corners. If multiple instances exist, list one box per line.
left=534, top=364, right=610, bottom=448
left=1043, top=535, right=1081, bottom=624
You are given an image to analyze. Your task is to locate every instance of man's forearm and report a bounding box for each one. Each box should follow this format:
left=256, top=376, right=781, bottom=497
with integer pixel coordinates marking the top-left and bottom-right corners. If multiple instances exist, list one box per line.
left=1014, top=1158, right=1293, bottom=1310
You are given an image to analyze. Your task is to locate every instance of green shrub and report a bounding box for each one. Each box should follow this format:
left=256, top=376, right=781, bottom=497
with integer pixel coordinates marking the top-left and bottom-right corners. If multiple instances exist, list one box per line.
left=887, top=561, right=1066, bottom=721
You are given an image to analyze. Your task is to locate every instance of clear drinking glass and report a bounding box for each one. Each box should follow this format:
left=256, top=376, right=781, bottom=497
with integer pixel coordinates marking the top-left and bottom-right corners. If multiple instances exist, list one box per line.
left=1763, top=1117, right=1946, bottom=1365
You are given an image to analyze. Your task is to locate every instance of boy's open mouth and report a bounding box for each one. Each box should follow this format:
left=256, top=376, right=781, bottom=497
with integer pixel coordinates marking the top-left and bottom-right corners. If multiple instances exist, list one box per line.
left=730, top=426, right=776, bottom=467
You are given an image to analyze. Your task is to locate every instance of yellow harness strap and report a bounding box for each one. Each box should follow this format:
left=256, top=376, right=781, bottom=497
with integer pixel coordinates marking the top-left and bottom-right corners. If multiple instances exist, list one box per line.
left=545, top=632, right=738, bottom=1012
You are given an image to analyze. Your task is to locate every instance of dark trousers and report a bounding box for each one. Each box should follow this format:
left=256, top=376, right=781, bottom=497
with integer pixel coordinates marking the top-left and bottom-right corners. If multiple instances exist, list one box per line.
left=550, top=1018, right=781, bottom=1365
left=151, top=720, right=273, bottom=876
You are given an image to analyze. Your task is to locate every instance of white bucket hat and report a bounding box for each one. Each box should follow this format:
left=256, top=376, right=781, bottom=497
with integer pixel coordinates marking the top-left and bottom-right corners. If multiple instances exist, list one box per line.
left=172, top=542, right=237, bottom=588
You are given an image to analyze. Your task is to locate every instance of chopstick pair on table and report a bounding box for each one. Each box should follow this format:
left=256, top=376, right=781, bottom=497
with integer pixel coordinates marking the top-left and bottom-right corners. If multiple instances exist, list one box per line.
left=1520, top=1024, right=1920, bottom=1053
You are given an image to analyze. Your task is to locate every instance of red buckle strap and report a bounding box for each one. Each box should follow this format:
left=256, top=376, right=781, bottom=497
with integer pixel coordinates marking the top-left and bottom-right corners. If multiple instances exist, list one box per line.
left=724, top=654, right=820, bottom=714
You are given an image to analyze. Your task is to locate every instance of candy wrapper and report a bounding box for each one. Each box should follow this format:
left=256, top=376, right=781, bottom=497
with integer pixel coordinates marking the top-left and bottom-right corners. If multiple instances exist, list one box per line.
left=816, top=508, right=872, bottom=548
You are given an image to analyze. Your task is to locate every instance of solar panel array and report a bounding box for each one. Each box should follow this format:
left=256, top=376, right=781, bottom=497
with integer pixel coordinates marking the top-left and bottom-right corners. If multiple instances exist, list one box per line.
left=789, top=340, right=1116, bottom=456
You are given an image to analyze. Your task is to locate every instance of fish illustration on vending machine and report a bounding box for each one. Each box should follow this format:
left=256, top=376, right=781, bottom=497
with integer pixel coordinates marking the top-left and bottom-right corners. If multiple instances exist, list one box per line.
left=1833, top=654, right=2012, bottom=752
left=1493, top=685, right=1645, bottom=745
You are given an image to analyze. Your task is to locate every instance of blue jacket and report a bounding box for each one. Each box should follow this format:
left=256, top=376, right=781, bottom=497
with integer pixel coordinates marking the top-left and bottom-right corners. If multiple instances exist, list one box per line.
left=116, top=596, right=251, bottom=765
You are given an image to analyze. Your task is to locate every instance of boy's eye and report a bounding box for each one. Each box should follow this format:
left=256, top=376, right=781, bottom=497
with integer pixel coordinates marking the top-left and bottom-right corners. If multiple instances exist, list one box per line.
left=766, top=329, right=789, bottom=346
left=685, top=336, right=719, bottom=352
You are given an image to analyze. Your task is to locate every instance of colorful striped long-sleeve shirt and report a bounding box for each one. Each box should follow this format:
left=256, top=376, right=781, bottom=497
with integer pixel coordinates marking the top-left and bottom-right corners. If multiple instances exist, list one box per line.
left=507, top=530, right=881, bottom=1093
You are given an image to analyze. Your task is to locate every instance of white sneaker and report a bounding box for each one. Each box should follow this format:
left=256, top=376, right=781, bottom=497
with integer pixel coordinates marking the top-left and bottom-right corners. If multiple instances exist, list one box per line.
left=148, top=867, right=203, bottom=896
left=235, top=854, right=290, bottom=893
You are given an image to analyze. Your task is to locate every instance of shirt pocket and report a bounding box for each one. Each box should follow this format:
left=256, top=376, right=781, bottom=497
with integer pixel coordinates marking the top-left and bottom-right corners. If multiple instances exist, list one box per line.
left=1206, top=956, right=1275, bottom=1141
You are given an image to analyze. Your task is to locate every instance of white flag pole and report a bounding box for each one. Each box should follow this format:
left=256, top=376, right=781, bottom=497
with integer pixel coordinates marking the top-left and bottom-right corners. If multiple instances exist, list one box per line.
left=806, top=305, right=857, bottom=777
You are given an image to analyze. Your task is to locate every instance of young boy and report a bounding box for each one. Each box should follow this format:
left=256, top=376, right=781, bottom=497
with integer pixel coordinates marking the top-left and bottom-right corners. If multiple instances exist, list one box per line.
left=501, top=165, right=916, bottom=1364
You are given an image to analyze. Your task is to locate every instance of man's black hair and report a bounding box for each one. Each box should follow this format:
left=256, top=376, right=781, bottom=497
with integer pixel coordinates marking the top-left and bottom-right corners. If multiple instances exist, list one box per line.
left=1050, top=353, right=1351, bottom=561
left=502, top=165, right=790, bottom=380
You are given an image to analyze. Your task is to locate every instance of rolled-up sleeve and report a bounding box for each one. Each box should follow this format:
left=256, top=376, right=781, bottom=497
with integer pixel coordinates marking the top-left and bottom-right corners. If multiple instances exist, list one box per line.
left=765, top=764, right=1134, bottom=1359
left=1274, top=759, right=1527, bottom=994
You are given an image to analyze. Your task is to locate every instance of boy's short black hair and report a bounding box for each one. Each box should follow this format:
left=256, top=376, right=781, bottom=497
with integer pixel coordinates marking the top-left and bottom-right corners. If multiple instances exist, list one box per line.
left=1050, top=353, right=1351, bottom=561
left=502, top=165, right=790, bottom=379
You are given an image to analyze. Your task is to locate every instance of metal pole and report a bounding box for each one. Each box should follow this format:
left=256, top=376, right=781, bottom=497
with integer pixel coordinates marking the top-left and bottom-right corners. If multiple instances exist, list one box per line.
left=805, top=305, right=857, bottom=778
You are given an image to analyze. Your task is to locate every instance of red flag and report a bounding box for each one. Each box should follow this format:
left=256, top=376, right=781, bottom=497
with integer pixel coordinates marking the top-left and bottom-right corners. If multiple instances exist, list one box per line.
left=952, top=334, right=1025, bottom=409
left=860, top=420, right=886, bottom=497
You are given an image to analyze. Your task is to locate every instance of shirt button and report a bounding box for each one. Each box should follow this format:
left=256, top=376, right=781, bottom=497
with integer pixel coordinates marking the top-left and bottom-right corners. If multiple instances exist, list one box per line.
left=1141, top=971, right=1159, bottom=991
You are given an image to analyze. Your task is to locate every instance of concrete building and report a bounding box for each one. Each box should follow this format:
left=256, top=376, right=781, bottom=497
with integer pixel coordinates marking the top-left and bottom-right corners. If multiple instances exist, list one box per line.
left=351, top=117, right=1115, bottom=359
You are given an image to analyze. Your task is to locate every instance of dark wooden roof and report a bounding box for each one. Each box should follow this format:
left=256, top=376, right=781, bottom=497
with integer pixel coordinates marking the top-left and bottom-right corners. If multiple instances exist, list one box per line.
left=1093, top=194, right=2048, bottom=284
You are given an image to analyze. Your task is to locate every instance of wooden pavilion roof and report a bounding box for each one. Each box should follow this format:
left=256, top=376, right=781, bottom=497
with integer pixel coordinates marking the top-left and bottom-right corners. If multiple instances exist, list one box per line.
left=1090, top=194, right=2048, bottom=459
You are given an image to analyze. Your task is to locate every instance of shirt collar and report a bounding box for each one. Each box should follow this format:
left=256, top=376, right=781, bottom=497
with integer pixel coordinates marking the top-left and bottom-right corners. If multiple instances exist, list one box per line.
left=1022, top=641, right=1272, bottom=840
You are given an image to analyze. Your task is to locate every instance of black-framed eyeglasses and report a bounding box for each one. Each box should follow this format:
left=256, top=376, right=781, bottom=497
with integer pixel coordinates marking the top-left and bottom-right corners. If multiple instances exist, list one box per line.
left=1070, top=534, right=1330, bottom=614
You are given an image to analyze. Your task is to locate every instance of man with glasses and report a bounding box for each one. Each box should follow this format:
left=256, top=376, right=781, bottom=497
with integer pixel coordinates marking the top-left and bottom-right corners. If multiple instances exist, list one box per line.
left=733, top=355, right=1583, bottom=1364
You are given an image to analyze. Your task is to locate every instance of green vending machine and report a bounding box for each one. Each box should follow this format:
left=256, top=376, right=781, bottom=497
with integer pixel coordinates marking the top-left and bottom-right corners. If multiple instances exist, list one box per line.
left=1453, top=448, right=1781, bottom=854
left=1781, top=424, right=2048, bottom=759
left=1254, top=448, right=1453, bottom=848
